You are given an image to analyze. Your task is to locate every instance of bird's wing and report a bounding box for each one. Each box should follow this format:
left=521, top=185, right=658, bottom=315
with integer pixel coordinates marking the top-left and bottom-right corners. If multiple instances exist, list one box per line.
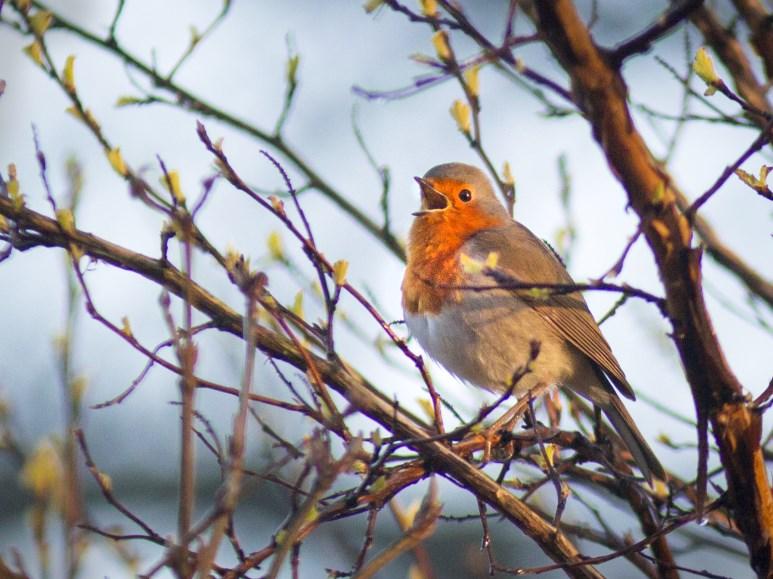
left=463, top=222, right=635, bottom=400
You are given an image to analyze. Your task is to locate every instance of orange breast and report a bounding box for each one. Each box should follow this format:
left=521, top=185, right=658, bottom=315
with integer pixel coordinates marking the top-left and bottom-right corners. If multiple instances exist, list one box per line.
left=402, top=244, right=462, bottom=315
left=402, top=204, right=506, bottom=315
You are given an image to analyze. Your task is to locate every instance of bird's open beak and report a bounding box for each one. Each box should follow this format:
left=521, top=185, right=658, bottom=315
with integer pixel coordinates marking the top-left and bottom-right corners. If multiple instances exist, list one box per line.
left=412, top=177, right=449, bottom=216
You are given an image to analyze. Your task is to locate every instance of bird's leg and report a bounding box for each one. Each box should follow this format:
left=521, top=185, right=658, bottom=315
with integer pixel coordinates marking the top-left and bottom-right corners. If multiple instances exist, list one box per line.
left=480, top=383, right=551, bottom=465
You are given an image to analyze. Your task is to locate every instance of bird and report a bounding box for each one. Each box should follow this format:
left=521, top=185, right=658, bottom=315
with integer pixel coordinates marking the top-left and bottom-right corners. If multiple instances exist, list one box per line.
left=401, top=162, right=665, bottom=483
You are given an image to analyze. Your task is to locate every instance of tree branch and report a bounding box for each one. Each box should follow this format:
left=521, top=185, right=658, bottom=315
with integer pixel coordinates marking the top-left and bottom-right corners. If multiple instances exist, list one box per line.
left=532, top=3, right=773, bottom=576
left=0, top=197, right=603, bottom=578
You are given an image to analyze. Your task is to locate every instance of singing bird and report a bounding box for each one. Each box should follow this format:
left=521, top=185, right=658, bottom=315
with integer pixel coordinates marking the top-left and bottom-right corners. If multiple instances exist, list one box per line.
left=401, top=162, right=664, bottom=482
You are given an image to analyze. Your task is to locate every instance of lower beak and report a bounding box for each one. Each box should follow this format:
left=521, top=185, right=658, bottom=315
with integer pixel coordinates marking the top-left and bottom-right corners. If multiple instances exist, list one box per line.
left=412, top=177, right=449, bottom=216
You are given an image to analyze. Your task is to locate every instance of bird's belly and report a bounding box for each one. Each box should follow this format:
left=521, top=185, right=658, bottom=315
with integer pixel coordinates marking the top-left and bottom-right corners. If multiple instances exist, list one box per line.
left=405, top=297, right=577, bottom=395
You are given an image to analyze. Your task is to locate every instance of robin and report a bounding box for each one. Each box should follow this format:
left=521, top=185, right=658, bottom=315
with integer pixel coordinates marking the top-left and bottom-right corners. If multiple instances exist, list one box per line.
left=401, top=162, right=665, bottom=483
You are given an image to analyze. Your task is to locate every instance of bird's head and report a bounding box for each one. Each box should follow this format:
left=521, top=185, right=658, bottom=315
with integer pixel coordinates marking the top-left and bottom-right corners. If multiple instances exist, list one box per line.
left=410, top=163, right=509, bottom=244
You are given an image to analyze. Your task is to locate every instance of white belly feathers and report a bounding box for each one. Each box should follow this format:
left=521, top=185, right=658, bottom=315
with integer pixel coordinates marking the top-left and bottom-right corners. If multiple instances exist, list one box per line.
left=405, top=291, right=582, bottom=396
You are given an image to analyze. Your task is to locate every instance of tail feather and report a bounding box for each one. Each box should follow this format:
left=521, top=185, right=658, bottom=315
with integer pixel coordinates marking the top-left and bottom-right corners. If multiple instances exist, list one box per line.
left=601, top=395, right=666, bottom=484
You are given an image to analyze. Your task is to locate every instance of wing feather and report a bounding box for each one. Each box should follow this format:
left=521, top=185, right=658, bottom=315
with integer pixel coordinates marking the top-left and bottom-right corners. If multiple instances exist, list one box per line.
left=464, top=223, right=635, bottom=400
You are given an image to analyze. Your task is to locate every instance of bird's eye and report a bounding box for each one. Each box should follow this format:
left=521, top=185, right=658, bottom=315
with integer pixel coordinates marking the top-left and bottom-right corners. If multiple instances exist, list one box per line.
left=458, top=189, right=472, bottom=202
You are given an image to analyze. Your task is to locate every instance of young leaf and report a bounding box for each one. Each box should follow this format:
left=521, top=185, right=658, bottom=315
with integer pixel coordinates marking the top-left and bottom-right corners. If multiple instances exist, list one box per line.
left=502, top=161, right=515, bottom=187
left=62, top=55, right=76, bottom=93
left=693, top=47, right=719, bottom=96
left=20, top=440, right=62, bottom=501
left=292, top=291, right=304, bottom=319
left=23, top=41, right=43, bottom=67
left=28, top=10, right=53, bottom=36
left=432, top=30, right=451, bottom=62
left=333, top=260, right=349, bottom=286
left=464, top=65, right=480, bottom=98
left=107, top=148, right=127, bottom=176
left=115, top=95, right=144, bottom=107
left=459, top=252, right=483, bottom=274
left=449, top=99, right=471, bottom=134
left=120, top=316, right=133, bottom=338
left=419, top=0, right=438, bottom=17
left=267, top=231, right=284, bottom=261
left=161, top=170, right=184, bottom=203
left=55, top=208, right=75, bottom=234
left=363, top=0, right=383, bottom=13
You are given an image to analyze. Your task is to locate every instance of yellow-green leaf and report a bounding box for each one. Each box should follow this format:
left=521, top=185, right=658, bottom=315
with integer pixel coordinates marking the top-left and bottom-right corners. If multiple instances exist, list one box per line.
left=6, top=178, right=19, bottom=198
left=543, top=443, right=557, bottom=467
left=29, top=10, right=53, bottom=36
left=459, top=252, right=483, bottom=274
left=304, top=504, right=319, bottom=524
left=332, top=260, right=349, bottom=286
left=526, top=287, right=551, bottom=300
left=432, top=30, right=451, bottom=61
left=648, top=477, right=669, bottom=497
left=96, top=471, right=113, bottom=492
left=107, top=148, right=127, bottom=176
left=161, top=170, right=184, bottom=204
left=484, top=251, right=498, bottom=269
left=225, top=244, right=241, bottom=273
left=735, top=165, right=771, bottom=193
left=20, top=440, right=62, bottom=500
left=735, top=168, right=756, bottom=187
left=16, top=0, right=32, bottom=13
left=70, top=375, right=88, bottom=404
left=120, top=316, right=133, bottom=338
left=419, top=0, right=437, bottom=17
left=502, top=161, right=515, bottom=187
left=7, top=164, right=24, bottom=211
left=268, top=195, right=285, bottom=215
left=66, top=106, right=99, bottom=130
left=363, top=0, right=384, bottom=13
left=693, top=47, right=718, bottom=95
left=652, top=180, right=665, bottom=204
left=371, top=475, right=387, bottom=493
left=292, top=291, right=304, bottom=319
left=417, top=397, right=434, bottom=422
left=0, top=214, right=8, bottom=233
left=409, top=53, right=435, bottom=66
left=402, top=499, right=421, bottom=528
left=55, top=208, right=75, bottom=234
left=62, top=55, right=76, bottom=93
left=286, top=54, right=300, bottom=85
left=351, top=460, right=368, bottom=475
left=23, top=41, right=43, bottom=67
left=464, top=65, right=480, bottom=98
left=115, top=95, right=143, bottom=107
left=449, top=99, right=471, bottom=134
left=267, top=231, right=284, bottom=261
left=656, top=433, right=672, bottom=446
left=189, top=25, right=201, bottom=47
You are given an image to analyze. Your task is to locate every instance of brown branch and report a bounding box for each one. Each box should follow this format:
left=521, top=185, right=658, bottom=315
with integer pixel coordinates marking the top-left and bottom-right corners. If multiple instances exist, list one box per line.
left=686, top=119, right=773, bottom=216
left=357, top=480, right=441, bottom=579
left=532, top=3, right=773, bottom=576
left=8, top=0, right=406, bottom=260
left=672, top=187, right=773, bottom=308
left=0, top=197, right=604, bottom=577
left=611, top=0, right=705, bottom=65
left=730, top=0, right=773, bottom=82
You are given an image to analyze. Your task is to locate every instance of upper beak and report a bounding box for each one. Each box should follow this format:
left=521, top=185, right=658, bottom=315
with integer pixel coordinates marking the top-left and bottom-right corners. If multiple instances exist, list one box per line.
left=412, top=177, right=449, bottom=216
